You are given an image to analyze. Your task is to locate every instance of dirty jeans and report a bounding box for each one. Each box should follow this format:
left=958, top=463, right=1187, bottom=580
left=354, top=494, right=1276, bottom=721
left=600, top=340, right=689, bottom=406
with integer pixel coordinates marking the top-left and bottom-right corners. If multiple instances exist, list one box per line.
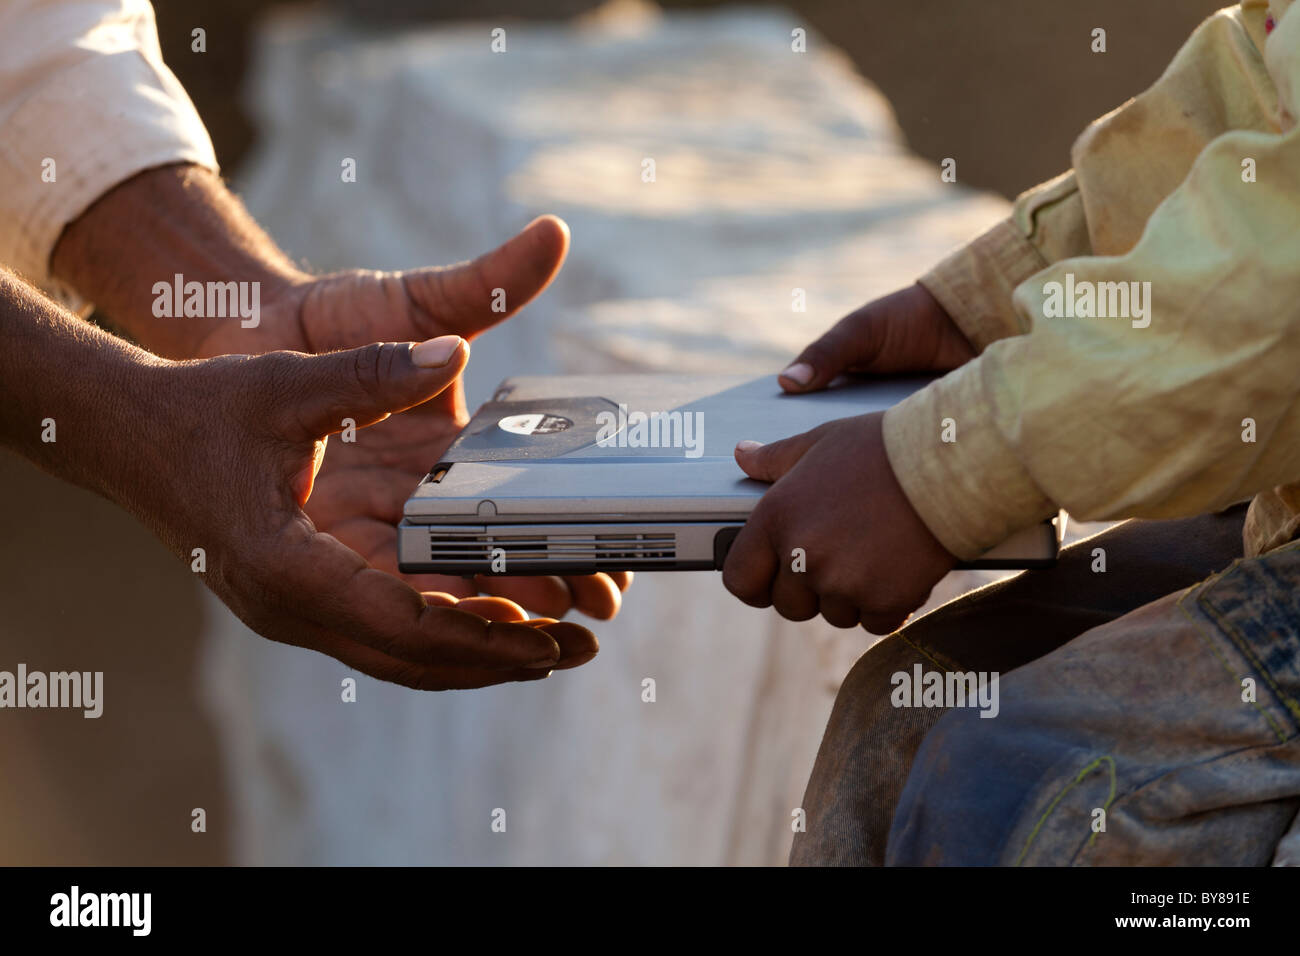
left=791, top=505, right=1300, bottom=865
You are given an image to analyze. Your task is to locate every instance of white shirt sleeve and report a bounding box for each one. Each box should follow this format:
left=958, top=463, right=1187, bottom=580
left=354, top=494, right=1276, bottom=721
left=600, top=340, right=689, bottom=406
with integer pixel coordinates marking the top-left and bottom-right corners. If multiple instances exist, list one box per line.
left=0, top=0, right=218, bottom=299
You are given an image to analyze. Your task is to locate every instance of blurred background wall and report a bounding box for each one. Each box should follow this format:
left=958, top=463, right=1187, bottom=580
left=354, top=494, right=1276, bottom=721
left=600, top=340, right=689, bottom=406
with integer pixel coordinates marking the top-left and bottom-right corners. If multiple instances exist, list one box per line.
left=154, top=0, right=1226, bottom=192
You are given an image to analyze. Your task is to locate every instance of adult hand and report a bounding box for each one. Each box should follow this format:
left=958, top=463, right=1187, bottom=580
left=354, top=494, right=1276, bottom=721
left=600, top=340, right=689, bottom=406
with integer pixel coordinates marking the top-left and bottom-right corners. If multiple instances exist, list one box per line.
left=721, top=412, right=955, bottom=634
left=134, top=336, right=598, bottom=688
left=195, top=216, right=631, bottom=620
left=777, top=283, right=975, bottom=393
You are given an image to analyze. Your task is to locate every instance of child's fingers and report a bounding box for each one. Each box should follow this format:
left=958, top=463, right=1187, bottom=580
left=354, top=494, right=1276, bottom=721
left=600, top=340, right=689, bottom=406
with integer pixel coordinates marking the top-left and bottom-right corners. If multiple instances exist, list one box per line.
left=779, top=304, right=881, bottom=392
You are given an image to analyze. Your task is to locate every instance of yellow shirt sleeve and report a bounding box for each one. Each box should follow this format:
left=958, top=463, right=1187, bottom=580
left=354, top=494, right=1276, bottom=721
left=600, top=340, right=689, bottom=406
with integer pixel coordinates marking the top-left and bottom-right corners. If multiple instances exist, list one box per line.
left=884, top=1, right=1300, bottom=561
left=918, top=174, right=1089, bottom=352
left=919, top=2, right=1277, bottom=356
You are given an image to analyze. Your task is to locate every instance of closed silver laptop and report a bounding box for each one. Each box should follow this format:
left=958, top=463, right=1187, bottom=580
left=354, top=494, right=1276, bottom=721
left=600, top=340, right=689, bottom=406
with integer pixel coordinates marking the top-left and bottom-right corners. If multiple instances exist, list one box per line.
left=398, top=373, right=1061, bottom=575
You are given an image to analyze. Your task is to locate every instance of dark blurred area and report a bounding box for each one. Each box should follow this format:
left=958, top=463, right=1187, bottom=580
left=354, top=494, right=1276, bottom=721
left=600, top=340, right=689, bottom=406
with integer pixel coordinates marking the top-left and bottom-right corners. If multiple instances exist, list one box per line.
left=153, top=0, right=1226, bottom=198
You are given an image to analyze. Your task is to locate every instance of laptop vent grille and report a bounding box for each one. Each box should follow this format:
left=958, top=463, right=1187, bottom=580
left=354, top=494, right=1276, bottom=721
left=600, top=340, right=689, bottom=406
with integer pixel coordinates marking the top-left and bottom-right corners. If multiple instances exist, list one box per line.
left=429, top=531, right=676, bottom=566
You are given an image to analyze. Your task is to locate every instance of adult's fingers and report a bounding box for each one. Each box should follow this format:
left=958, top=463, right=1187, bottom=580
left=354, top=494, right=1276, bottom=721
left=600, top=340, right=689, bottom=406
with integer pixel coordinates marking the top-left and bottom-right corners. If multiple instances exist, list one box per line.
left=280, top=616, right=555, bottom=690
left=477, top=574, right=575, bottom=619
left=423, top=593, right=529, bottom=622
left=561, top=573, right=624, bottom=620
left=423, top=595, right=599, bottom=667
left=524, top=619, right=600, bottom=670
left=402, top=215, right=570, bottom=339
left=480, top=572, right=631, bottom=619
left=279, top=338, right=468, bottom=443
left=260, top=522, right=567, bottom=670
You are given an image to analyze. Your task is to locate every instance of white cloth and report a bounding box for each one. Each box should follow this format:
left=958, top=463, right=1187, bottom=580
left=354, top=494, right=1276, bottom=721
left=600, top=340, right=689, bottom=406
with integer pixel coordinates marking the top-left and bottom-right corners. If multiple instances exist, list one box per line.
left=202, top=3, right=1020, bottom=865
left=0, top=0, right=216, bottom=297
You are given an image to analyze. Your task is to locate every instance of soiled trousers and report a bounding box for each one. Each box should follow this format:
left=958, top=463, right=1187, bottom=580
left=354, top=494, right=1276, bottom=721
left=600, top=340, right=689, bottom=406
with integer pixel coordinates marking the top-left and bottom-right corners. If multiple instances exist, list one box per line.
left=791, top=505, right=1300, bottom=865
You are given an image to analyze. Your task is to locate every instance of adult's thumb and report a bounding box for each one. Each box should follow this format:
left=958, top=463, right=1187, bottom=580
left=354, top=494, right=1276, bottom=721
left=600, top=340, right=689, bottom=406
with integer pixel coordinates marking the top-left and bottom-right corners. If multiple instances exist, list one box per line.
left=282, top=335, right=468, bottom=442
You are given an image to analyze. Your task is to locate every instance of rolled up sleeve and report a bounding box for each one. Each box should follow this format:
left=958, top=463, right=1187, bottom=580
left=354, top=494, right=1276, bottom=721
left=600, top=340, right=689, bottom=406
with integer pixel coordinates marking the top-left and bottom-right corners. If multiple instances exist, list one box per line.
left=886, top=76, right=1300, bottom=560
left=918, top=2, right=1278, bottom=359
left=0, top=0, right=217, bottom=294
left=918, top=172, right=1091, bottom=352
left=888, top=1, right=1296, bottom=560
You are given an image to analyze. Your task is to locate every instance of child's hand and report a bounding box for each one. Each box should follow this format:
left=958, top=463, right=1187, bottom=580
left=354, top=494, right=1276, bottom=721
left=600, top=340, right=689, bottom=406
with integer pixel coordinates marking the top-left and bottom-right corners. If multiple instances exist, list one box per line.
left=778, top=283, right=976, bottom=393
left=722, top=412, right=955, bottom=633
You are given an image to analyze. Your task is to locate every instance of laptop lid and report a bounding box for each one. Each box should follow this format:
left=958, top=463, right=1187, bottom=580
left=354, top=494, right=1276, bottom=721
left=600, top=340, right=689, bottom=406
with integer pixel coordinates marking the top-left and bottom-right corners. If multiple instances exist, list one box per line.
left=403, top=373, right=936, bottom=522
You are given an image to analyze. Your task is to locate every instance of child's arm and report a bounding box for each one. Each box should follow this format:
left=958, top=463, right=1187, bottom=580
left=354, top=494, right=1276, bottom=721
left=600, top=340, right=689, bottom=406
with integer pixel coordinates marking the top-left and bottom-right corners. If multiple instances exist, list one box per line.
left=921, top=3, right=1278, bottom=356
left=723, top=4, right=1290, bottom=629
left=780, top=6, right=1278, bottom=396
left=883, top=2, right=1300, bottom=562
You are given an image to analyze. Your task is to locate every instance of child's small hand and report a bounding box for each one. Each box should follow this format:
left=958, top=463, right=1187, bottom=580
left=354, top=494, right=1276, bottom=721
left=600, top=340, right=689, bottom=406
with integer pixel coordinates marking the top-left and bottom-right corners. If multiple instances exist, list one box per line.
left=778, top=283, right=975, bottom=393
left=722, top=412, right=955, bottom=633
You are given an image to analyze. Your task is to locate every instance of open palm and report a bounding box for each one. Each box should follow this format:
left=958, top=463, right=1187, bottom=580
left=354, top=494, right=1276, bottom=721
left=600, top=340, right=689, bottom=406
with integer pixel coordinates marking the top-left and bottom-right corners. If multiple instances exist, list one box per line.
left=196, top=216, right=630, bottom=619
